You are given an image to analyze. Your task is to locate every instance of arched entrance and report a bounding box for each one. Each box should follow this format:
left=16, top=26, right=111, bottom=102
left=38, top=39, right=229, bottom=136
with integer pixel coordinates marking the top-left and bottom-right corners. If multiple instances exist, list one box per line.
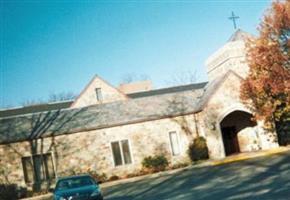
left=220, top=111, right=257, bottom=156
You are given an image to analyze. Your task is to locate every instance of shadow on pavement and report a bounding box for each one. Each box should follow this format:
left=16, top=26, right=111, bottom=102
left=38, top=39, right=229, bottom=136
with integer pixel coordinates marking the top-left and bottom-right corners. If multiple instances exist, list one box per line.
left=103, top=152, right=290, bottom=200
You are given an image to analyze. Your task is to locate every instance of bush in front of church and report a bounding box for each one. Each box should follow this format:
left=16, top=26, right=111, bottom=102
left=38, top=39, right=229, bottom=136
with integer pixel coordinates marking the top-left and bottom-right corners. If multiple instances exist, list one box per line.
left=142, top=155, right=169, bottom=172
left=187, top=137, right=209, bottom=162
left=0, top=183, right=27, bottom=200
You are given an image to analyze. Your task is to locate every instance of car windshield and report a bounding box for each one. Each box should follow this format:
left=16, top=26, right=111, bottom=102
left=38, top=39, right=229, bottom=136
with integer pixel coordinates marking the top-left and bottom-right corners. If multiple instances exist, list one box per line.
left=56, top=176, right=95, bottom=191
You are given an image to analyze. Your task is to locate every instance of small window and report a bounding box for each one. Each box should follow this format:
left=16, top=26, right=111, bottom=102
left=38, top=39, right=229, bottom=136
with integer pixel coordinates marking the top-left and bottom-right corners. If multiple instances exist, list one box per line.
left=22, top=153, right=56, bottom=184
left=169, top=131, right=180, bottom=156
left=33, top=155, right=45, bottom=182
left=121, top=140, right=132, bottom=164
left=22, top=157, right=34, bottom=183
left=95, top=88, right=103, bottom=101
left=111, top=142, right=123, bottom=166
left=43, top=153, right=55, bottom=180
left=111, top=140, right=132, bottom=166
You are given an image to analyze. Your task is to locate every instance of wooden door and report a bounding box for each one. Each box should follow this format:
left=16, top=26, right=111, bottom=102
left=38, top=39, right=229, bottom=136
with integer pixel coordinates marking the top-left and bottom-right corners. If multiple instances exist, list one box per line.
left=222, top=126, right=240, bottom=156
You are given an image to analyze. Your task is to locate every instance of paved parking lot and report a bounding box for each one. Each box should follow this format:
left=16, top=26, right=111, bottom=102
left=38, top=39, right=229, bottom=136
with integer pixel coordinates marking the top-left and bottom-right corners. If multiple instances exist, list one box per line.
left=103, top=152, right=290, bottom=200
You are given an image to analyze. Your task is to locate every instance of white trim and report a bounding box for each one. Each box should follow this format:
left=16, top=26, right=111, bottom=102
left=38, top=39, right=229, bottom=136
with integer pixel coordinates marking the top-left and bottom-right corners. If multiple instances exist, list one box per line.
left=217, top=103, right=252, bottom=124
left=216, top=105, right=254, bottom=158
left=168, top=131, right=181, bottom=156
left=110, top=139, right=133, bottom=167
left=110, top=140, right=121, bottom=167
left=95, top=87, right=103, bottom=102
left=127, top=139, right=134, bottom=165
left=119, top=141, right=125, bottom=165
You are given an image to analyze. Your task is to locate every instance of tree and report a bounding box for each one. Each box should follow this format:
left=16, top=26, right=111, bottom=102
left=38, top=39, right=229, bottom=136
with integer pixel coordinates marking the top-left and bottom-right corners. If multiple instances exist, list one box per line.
left=166, top=69, right=197, bottom=86
left=21, top=92, right=76, bottom=107
left=48, top=92, right=76, bottom=102
left=171, top=69, right=197, bottom=85
left=120, top=73, right=150, bottom=84
left=0, top=107, right=88, bottom=193
left=240, top=0, right=290, bottom=145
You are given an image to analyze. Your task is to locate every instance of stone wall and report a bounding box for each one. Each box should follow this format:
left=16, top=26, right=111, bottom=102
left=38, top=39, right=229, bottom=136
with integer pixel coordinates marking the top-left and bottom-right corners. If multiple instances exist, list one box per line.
left=220, top=111, right=260, bottom=152
left=205, top=41, right=249, bottom=81
left=237, top=127, right=260, bottom=152
left=0, top=114, right=199, bottom=187
left=201, top=72, right=278, bottom=159
left=71, top=76, right=127, bottom=108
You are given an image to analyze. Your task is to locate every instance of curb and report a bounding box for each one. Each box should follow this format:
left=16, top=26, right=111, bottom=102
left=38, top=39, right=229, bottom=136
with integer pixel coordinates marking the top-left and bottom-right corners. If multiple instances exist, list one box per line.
left=100, top=160, right=216, bottom=188
left=20, top=193, right=52, bottom=200
left=211, top=147, right=290, bottom=166
left=102, top=147, right=290, bottom=188
left=100, top=165, right=191, bottom=188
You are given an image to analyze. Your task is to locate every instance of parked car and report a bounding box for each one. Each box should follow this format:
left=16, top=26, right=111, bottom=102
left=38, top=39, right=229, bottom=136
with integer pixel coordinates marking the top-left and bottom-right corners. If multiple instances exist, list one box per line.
left=52, top=174, right=104, bottom=200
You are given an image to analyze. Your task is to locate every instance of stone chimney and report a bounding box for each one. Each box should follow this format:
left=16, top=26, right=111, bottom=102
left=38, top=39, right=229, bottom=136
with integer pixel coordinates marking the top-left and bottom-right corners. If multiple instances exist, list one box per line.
left=118, top=80, right=152, bottom=94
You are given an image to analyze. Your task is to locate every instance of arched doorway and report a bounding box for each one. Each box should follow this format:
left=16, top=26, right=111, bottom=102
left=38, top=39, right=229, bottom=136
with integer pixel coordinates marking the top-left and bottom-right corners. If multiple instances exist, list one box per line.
left=220, top=111, right=257, bottom=156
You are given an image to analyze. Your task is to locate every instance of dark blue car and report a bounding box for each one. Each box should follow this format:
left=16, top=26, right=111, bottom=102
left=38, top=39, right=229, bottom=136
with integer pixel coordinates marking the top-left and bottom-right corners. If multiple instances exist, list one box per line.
left=53, top=174, right=104, bottom=200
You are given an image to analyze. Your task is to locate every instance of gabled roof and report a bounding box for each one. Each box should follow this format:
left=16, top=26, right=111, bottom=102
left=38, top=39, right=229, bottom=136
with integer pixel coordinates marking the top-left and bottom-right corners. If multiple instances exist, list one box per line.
left=0, top=71, right=245, bottom=144
left=70, top=75, right=128, bottom=108
left=196, top=70, right=244, bottom=111
left=0, top=88, right=203, bottom=144
left=0, top=81, right=207, bottom=118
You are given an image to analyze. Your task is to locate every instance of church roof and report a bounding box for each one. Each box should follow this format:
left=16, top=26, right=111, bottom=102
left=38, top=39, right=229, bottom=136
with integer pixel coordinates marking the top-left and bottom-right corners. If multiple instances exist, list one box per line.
left=0, top=87, right=204, bottom=144
left=128, top=82, right=207, bottom=98
left=196, top=70, right=243, bottom=110
left=0, top=72, right=246, bottom=144
left=0, top=82, right=207, bottom=119
left=227, top=29, right=253, bottom=42
left=0, top=101, right=73, bottom=118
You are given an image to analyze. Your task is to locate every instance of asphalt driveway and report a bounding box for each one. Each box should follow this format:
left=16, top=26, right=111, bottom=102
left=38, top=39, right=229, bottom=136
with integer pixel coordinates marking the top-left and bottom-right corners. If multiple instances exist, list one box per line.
left=103, top=152, right=290, bottom=200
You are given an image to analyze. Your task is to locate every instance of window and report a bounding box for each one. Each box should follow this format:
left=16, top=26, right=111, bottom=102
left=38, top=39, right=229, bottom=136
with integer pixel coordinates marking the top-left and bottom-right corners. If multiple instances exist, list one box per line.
left=111, top=142, right=123, bottom=166
left=22, top=157, right=34, bottom=183
left=111, top=140, right=132, bottom=166
left=169, top=131, right=180, bottom=156
left=95, top=88, right=103, bottom=101
left=22, top=153, right=56, bottom=184
left=121, top=140, right=132, bottom=164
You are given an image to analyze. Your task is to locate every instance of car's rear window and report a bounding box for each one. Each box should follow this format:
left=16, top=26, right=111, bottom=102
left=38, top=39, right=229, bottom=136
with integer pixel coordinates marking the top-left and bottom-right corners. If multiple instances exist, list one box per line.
left=56, top=176, right=95, bottom=191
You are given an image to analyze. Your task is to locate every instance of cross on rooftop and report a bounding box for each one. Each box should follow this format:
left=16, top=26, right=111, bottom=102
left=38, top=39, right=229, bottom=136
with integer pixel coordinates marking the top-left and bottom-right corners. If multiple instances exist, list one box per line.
left=228, top=11, right=239, bottom=29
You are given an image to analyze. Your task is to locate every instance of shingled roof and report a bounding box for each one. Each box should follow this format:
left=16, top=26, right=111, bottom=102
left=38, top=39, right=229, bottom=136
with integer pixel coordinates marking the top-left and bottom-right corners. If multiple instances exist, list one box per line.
left=0, top=87, right=205, bottom=144
left=0, top=101, right=73, bottom=118
left=0, top=71, right=246, bottom=145
left=128, top=82, right=207, bottom=98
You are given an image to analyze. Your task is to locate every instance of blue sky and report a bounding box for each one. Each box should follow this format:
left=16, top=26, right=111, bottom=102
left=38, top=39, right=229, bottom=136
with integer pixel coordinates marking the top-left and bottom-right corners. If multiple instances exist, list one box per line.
left=0, top=0, right=271, bottom=108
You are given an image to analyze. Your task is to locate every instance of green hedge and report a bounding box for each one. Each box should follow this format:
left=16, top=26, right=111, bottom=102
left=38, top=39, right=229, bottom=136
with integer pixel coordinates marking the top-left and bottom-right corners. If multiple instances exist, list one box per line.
left=187, top=137, right=209, bottom=162
left=142, top=155, right=169, bottom=172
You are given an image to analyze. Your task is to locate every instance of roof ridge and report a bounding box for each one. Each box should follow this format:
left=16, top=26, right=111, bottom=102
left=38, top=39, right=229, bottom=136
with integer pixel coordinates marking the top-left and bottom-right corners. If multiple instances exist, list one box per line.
left=0, top=100, right=74, bottom=112
left=128, top=82, right=208, bottom=96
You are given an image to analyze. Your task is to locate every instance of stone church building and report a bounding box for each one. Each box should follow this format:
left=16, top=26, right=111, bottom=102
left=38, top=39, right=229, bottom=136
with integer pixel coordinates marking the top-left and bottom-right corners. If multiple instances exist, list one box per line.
left=0, top=30, right=279, bottom=189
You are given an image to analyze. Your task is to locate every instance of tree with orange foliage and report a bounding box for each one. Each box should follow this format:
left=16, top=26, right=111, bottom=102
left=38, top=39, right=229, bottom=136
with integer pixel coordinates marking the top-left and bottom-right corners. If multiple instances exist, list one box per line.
left=240, top=0, right=290, bottom=145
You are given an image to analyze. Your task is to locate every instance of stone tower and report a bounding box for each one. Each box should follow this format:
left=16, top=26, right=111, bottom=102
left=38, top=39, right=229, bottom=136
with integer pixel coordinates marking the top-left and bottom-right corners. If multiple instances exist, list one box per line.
left=205, top=29, right=253, bottom=82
